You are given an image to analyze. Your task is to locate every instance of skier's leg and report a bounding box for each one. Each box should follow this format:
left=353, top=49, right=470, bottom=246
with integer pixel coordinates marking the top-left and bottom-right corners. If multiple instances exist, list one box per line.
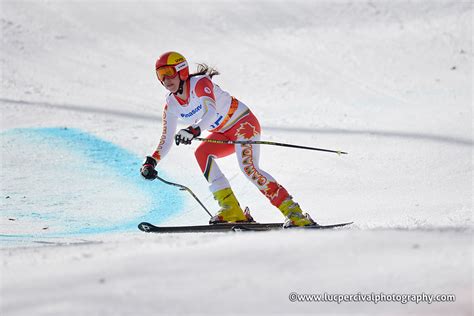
left=225, top=111, right=316, bottom=226
left=236, top=141, right=290, bottom=207
left=195, top=132, right=234, bottom=192
left=224, top=113, right=290, bottom=206
left=194, top=133, right=250, bottom=223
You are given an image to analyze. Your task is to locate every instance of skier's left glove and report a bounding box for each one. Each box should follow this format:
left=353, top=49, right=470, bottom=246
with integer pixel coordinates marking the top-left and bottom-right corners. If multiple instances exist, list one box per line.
left=175, top=125, right=201, bottom=146
left=140, top=156, right=157, bottom=180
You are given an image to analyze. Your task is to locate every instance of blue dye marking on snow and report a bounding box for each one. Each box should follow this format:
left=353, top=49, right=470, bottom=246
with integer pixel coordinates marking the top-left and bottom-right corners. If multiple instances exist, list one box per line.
left=0, top=128, right=184, bottom=239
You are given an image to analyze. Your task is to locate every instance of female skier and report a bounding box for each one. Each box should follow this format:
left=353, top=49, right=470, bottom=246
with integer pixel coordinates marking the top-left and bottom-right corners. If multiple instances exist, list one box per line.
left=141, top=51, right=316, bottom=227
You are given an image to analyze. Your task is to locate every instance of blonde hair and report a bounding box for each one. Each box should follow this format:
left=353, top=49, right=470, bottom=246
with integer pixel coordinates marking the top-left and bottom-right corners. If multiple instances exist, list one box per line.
left=189, top=63, right=220, bottom=79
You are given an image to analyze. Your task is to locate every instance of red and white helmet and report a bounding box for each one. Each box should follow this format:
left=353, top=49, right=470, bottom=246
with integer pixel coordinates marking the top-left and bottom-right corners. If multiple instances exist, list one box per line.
left=155, top=51, right=189, bottom=82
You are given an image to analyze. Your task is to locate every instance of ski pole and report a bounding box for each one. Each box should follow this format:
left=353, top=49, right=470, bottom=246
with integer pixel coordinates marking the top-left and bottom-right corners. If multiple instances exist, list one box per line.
left=154, top=174, right=212, bottom=218
left=195, top=138, right=348, bottom=155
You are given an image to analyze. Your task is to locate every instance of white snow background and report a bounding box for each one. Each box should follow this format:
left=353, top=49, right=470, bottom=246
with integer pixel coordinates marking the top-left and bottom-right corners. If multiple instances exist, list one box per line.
left=0, top=0, right=472, bottom=315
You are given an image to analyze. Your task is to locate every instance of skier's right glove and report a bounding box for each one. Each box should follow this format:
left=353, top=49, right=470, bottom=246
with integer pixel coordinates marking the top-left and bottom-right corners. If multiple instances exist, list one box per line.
left=140, top=156, right=157, bottom=180
left=175, top=125, right=201, bottom=146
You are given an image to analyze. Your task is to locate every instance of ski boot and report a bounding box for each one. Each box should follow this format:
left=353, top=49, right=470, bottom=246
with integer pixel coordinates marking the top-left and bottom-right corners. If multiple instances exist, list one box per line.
left=209, top=188, right=254, bottom=224
left=278, top=197, right=317, bottom=228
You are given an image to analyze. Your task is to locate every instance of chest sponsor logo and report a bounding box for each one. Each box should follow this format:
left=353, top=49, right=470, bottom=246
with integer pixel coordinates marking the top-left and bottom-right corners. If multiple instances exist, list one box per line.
left=180, top=104, right=202, bottom=118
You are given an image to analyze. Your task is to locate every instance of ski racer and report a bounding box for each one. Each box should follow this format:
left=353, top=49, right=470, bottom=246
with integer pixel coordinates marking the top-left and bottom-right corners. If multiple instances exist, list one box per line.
left=140, top=51, right=316, bottom=227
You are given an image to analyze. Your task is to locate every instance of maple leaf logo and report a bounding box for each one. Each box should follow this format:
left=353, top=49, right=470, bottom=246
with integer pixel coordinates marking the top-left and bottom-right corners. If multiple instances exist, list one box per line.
left=260, top=181, right=289, bottom=205
left=262, top=181, right=282, bottom=200
left=235, top=122, right=258, bottom=140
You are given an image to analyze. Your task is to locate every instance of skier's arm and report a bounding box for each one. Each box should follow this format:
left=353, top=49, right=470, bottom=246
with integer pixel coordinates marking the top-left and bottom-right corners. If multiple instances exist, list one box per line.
left=141, top=104, right=177, bottom=180
left=152, top=103, right=178, bottom=162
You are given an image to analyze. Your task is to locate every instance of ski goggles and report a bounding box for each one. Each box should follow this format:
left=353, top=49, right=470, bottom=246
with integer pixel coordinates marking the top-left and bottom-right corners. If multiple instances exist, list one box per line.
left=156, top=61, right=188, bottom=81
left=156, top=66, right=178, bottom=81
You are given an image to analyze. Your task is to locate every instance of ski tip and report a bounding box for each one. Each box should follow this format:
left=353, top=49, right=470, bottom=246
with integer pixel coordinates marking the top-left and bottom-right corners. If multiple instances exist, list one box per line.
left=138, top=222, right=153, bottom=232
left=325, top=221, right=354, bottom=227
left=326, top=221, right=354, bottom=228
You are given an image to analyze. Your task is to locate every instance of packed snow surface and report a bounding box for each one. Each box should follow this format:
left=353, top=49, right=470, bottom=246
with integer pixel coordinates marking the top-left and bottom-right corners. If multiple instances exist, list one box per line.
left=1, top=0, right=472, bottom=315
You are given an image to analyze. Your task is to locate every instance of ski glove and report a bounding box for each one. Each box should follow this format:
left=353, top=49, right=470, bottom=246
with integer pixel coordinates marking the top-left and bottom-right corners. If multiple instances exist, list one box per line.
left=141, top=156, right=157, bottom=180
left=175, top=126, right=201, bottom=146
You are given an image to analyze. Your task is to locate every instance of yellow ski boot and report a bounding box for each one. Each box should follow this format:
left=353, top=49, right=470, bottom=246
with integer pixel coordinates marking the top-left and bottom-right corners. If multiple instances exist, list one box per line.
left=209, top=188, right=254, bottom=224
left=278, top=197, right=317, bottom=227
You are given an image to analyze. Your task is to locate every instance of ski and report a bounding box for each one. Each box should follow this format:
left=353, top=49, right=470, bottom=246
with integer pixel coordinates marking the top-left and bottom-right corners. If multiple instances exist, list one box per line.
left=138, top=221, right=353, bottom=234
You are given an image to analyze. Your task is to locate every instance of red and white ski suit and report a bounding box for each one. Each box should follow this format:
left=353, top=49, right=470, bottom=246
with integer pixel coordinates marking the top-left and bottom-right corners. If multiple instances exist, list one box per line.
left=152, top=75, right=290, bottom=207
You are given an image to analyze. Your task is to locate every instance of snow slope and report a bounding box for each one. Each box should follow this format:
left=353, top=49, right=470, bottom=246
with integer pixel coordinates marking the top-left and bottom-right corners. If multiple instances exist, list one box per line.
left=1, top=0, right=472, bottom=315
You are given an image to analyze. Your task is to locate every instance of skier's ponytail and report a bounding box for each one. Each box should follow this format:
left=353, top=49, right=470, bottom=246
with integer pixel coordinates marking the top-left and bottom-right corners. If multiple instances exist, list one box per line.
left=189, top=63, right=220, bottom=79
